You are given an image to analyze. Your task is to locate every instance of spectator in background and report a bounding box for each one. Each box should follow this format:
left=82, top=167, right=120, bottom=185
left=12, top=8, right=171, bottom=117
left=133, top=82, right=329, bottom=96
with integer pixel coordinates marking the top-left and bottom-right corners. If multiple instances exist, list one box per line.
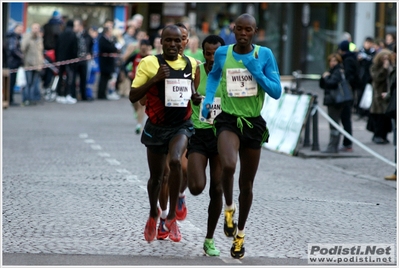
left=6, top=24, right=24, bottom=106
left=151, top=35, right=162, bottom=55
left=357, top=37, right=376, bottom=119
left=55, top=19, right=78, bottom=104
left=128, top=14, right=144, bottom=39
left=384, top=44, right=397, bottom=180
left=219, top=18, right=236, bottom=45
left=184, top=35, right=205, bottom=63
left=123, top=39, right=152, bottom=134
left=21, top=23, right=44, bottom=106
left=337, top=40, right=360, bottom=152
left=341, top=32, right=357, bottom=52
left=98, top=26, right=118, bottom=100
left=319, top=53, right=345, bottom=153
left=385, top=32, right=396, bottom=51
left=43, top=10, right=64, bottom=51
left=374, top=38, right=386, bottom=53
left=86, top=26, right=100, bottom=100
left=72, top=18, right=93, bottom=101
left=367, top=49, right=393, bottom=144
left=122, top=26, right=137, bottom=54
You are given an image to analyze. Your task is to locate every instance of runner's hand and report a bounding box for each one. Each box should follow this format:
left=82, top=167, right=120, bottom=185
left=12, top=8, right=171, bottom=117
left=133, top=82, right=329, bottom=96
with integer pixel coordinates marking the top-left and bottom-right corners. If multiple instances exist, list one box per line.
left=243, top=52, right=261, bottom=75
left=201, top=103, right=211, bottom=119
left=191, top=92, right=202, bottom=106
left=154, top=64, right=170, bottom=82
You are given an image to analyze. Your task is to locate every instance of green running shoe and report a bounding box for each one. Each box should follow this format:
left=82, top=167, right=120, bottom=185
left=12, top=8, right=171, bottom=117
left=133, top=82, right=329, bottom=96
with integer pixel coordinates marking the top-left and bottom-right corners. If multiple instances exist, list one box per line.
left=203, top=238, right=220, bottom=256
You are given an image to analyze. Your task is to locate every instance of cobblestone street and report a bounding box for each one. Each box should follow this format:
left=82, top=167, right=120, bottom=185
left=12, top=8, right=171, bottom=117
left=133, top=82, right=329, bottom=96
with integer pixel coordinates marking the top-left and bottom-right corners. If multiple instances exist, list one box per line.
left=2, top=93, right=396, bottom=266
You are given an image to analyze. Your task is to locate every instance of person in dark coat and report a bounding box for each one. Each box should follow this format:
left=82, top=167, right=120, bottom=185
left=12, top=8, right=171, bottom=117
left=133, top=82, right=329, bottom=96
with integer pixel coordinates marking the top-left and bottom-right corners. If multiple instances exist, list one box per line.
left=55, top=19, right=78, bottom=104
left=357, top=37, right=376, bottom=118
left=6, top=24, right=24, bottom=106
left=43, top=10, right=64, bottom=51
left=338, top=40, right=360, bottom=152
left=98, top=26, right=118, bottom=99
left=319, top=53, right=345, bottom=153
left=384, top=44, right=396, bottom=180
left=72, top=18, right=94, bottom=101
left=368, top=49, right=393, bottom=144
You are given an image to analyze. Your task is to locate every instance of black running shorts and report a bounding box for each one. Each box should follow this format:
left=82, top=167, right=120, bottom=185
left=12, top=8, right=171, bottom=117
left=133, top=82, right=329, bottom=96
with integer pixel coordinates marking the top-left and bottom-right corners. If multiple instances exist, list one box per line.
left=141, top=119, right=194, bottom=154
left=214, top=111, right=269, bottom=149
left=186, top=128, right=218, bottom=158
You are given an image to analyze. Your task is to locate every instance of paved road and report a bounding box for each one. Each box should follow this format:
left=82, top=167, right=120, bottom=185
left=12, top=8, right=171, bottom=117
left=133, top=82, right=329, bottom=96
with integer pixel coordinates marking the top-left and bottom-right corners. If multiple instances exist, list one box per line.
left=2, top=86, right=396, bottom=266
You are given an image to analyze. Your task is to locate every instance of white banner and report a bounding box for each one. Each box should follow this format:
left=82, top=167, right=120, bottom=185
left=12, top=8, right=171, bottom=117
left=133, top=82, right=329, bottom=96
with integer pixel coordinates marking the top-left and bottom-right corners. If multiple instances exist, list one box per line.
left=261, top=92, right=312, bottom=155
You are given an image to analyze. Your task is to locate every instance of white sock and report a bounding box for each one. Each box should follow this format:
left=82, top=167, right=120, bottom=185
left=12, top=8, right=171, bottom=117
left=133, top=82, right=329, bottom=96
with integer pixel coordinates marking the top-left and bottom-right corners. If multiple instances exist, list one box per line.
left=179, top=191, right=185, bottom=197
left=225, top=203, right=235, bottom=211
left=237, top=229, right=245, bottom=237
left=161, top=209, right=168, bottom=219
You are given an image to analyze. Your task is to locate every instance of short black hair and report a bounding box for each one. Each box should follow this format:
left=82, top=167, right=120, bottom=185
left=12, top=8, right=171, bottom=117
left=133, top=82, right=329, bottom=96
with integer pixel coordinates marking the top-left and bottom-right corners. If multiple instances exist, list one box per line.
left=175, top=22, right=187, bottom=30
left=66, top=19, right=74, bottom=28
left=365, top=37, right=374, bottom=43
left=202, top=35, right=225, bottom=51
left=161, top=24, right=181, bottom=38
left=140, top=39, right=151, bottom=46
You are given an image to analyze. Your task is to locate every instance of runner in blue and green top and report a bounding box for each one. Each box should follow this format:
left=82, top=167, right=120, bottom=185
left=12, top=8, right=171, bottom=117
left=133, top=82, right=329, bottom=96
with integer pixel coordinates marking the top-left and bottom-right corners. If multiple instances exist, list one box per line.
left=187, top=35, right=225, bottom=257
left=201, top=13, right=282, bottom=259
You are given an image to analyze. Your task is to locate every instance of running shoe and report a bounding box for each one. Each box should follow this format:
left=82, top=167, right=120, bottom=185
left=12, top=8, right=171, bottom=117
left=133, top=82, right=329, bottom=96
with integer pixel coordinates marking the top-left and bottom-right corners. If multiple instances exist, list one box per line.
left=163, top=218, right=181, bottom=242
left=224, top=204, right=237, bottom=237
left=144, top=216, right=157, bottom=242
left=135, top=124, right=142, bottom=135
left=203, top=238, right=220, bottom=256
left=157, top=218, right=169, bottom=240
left=231, top=234, right=245, bottom=259
left=176, top=195, right=187, bottom=221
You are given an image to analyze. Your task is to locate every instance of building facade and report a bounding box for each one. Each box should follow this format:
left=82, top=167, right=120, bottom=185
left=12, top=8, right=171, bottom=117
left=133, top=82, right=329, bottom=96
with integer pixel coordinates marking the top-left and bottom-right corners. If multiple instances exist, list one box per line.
left=3, top=2, right=397, bottom=75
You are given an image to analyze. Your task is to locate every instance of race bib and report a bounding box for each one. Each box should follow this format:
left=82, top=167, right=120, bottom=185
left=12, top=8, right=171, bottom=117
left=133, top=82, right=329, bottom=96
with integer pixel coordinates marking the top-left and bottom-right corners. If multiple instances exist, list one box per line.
left=226, top=68, right=258, bottom=97
left=199, top=97, right=221, bottom=125
left=165, top=78, right=192, bottom=107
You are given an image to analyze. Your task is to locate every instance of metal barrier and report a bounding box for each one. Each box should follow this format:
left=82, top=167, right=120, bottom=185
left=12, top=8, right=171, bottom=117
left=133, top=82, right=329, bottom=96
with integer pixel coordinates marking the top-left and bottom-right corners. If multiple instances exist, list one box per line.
left=284, top=70, right=321, bottom=151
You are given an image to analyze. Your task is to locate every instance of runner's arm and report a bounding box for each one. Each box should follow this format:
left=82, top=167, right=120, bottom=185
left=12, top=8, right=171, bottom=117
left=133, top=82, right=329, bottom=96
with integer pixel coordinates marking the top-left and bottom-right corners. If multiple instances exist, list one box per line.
left=201, top=49, right=223, bottom=118
left=243, top=47, right=282, bottom=99
left=130, top=60, right=169, bottom=103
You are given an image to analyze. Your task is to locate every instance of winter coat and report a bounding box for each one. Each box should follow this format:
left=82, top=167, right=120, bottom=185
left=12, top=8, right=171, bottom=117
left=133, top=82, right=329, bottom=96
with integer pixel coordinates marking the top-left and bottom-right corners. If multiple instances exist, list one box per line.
left=6, top=31, right=24, bottom=69
left=98, top=34, right=118, bottom=75
left=76, top=31, right=94, bottom=57
left=43, top=18, right=63, bottom=50
left=21, top=32, right=44, bottom=70
left=385, top=67, right=396, bottom=120
left=319, top=64, right=344, bottom=106
left=341, top=52, right=360, bottom=90
left=358, top=47, right=376, bottom=87
left=370, top=63, right=391, bottom=114
left=55, top=25, right=78, bottom=62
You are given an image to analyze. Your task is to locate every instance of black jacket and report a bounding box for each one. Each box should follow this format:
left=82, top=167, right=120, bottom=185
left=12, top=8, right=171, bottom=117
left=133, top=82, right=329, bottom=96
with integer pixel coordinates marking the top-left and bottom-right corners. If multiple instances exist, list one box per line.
left=98, top=34, right=118, bottom=75
left=43, top=18, right=63, bottom=50
left=6, top=31, right=24, bottom=69
left=319, top=64, right=345, bottom=106
left=76, top=31, right=94, bottom=57
left=55, top=25, right=78, bottom=62
left=341, top=52, right=360, bottom=90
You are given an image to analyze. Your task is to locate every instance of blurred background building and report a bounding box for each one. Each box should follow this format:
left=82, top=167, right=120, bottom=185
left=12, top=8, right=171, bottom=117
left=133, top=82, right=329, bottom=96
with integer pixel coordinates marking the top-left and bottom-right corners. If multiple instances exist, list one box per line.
left=2, top=2, right=397, bottom=75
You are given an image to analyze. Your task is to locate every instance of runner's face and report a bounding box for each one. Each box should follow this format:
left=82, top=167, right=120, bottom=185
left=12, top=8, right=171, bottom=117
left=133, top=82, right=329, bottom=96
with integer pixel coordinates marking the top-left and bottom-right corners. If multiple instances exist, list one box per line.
left=203, top=42, right=221, bottom=71
left=161, top=28, right=182, bottom=60
left=233, top=17, right=257, bottom=47
left=179, top=27, right=189, bottom=52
